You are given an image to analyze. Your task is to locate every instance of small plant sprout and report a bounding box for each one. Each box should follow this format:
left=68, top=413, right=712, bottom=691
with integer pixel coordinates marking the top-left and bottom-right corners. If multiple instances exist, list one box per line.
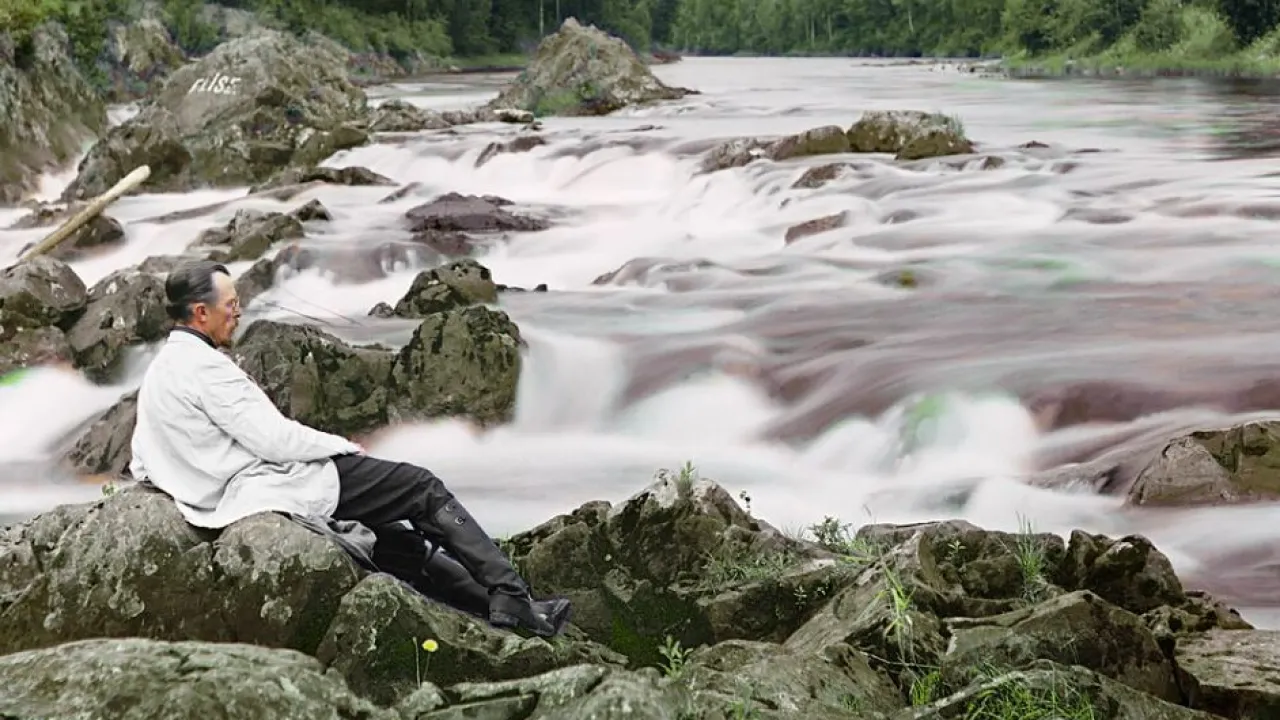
left=658, top=635, right=691, bottom=678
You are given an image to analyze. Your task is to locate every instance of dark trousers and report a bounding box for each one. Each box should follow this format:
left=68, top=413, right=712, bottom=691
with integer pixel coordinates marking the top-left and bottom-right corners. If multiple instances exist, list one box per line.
left=329, top=453, right=526, bottom=600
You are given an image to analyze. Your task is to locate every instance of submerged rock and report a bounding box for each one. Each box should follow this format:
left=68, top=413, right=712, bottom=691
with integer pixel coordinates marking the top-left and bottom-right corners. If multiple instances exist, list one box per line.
left=0, top=23, right=107, bottom=206
left=63, top=30, right=368, bottom=200
left=489, top=18, right=694, bottom=117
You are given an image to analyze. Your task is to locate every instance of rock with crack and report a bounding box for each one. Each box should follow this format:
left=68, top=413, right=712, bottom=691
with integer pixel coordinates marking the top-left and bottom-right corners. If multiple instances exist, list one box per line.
left=1176, top=629, right=1280, bottom=718
left=1126, top=421, right=1280, bottom=507
left=0, top=23, right=107, bottom=206
left=0, top=637, right=396, bottom=720
left=0, top=256, right=87, bottom=329
left=63, top=30, right=369, bottom=200
left=501, top=470, right=848, bottom=666
left=0, top=484, right=621, bottom=708
left=366, top=99, right=451, bottom=132
left=231, top=319, right=395, bottom=438
left=64, top=268, right=169, bottom=381
left=489, top=18, right=695, bottom=117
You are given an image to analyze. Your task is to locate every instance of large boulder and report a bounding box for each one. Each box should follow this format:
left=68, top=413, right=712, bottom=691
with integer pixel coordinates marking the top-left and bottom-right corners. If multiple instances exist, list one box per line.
left=232, top=320, right=395, bottom=438
left=0, top=484, right=618, bottom=707
left=1127, top=421, right=1280, bottom=507
left=488, top=18, right=693, bottom=117
left=501, top=469, right=851, bottom=666
left=0, top=23, right=107, bottom=206
left=391, top=258, right=499, bottom=318
left=62, top=30, right=369, bottom=200
left=0, top=638, right=395, bottom=720
left=0, top=256, right=87, bottom=372
left=65, top=268, right=169, bottom=381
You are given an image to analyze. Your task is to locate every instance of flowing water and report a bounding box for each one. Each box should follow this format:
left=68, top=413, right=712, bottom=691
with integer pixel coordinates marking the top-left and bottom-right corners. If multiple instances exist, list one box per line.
left=5, top=58, right=1280, bottom=623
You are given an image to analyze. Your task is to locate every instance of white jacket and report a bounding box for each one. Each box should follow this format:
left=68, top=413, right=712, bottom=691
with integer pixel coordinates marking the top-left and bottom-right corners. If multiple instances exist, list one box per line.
left=129, top=329, right=361, bottom=528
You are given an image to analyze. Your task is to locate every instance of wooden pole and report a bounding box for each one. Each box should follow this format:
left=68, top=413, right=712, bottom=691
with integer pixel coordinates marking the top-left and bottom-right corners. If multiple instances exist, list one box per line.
left=19, top=166, right=152, bottom=262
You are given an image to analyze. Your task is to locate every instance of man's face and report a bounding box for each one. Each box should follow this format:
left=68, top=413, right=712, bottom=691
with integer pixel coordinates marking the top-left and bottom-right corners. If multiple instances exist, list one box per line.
left=200, top=272, right=241, bottom=347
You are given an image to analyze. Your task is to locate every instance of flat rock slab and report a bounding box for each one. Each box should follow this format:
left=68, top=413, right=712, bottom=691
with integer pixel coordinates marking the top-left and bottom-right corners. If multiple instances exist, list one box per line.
left=1177, top=629, right=1280, bottom=719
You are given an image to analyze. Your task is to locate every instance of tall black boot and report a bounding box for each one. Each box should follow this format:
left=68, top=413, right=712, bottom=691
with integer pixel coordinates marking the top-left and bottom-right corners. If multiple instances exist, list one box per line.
left=418, top=497, right=572, bottom=638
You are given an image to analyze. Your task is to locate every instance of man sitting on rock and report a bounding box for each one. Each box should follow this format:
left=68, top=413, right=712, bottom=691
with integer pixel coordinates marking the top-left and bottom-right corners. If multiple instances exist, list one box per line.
left=128, top=259, right=570, bottom=638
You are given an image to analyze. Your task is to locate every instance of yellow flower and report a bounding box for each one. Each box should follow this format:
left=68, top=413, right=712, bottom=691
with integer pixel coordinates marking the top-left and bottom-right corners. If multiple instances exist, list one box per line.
left=422, top=639, right=439, bottom=653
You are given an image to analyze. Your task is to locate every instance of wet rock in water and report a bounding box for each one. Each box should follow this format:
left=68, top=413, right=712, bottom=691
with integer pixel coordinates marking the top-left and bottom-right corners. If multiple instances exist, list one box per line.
left=405, top=192, right=549, bottom=234
left=237, top=241, right=436, bottom=309
left=392, top=259, right=499, bottom=318
left=0, top=23, right=107, bottom=206
left=65, top=268, right=169, bottom=381
left=785, top=213, right=845, bottom=244
left=476, top=134, right=548, bottom=167
left=488, top=18, right=694, bottom=117
left=0, top=638, right=394, bottom=720
left=1126, top=421, right=1280, bottom=507
left=101, top=16, right=186, bottom=103
left=0, top=326, right=73, bottom=375
left=701, top=126, right=852, bottom=173
left=792, top=162, right=854, bottom=189
left=11, top=209, right=126, bottom=261
left=249, top=165, right=394, bottom=194
left=847, top=109, right=975, bottom=161
left=366, top=99, right=451, bottom=132
left=0, top=256, right=87, bottom=329
left=190, top=204, right=325, bottom=263
left=411, top=229, right=479, bottom=257
left=502, top=471, right=845, bottom=666
left=388, top=306, right=524, bottom=426
left=232, top=320, right=394, bottom=437
left=63, top=30, right=369, bottom=200
left=63, top=390, right=138, bottom=477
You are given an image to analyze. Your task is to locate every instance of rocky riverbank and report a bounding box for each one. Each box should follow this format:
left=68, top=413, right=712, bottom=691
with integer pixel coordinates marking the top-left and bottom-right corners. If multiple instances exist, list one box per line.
left=1, top=466, right=1277, bottom=719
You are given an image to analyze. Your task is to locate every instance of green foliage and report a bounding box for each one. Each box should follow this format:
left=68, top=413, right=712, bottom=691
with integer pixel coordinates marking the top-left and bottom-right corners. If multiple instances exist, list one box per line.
left=5, top=0, right=1280, bottom=83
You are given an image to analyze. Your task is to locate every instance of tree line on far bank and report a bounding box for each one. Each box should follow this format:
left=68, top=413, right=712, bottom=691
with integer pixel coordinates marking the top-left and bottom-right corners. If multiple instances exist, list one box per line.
left=3, top=0, right=1280, bottom=76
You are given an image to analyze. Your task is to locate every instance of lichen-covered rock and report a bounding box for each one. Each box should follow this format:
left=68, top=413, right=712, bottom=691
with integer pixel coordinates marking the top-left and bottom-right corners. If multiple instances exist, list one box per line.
left=1127, top=421, right=1280, bottom=507
left=700, top=126, right=853, bottom=173
left=63, top=30, right=369, bottom=200
left=489, top=18, right=694, bottom=117
left=502, top=471, right=846, bottom=666
left=232, top=319, right=394, bottom=437
left=847, top=110, right=974, bottom=161
left=939, top=590, right=1180, bottom=702
left=682, top=640, right=902, bottom=718
left=420, top=665, right=692, bottom=719
left=315, top=574, right=625, bottom=706
left=393, top=259, right=499, bottom=318
left=0, top=485, right=361, bottom=656
left=388, top=306, right=525, bottom=426
left=65, top=268, right=169, bottom=381
left=0, top=23, right=107, bottom=206
left=0, top=326, right=73, bottom=375
left=0, top=256, right=87, bottom=329
left=366, top=99, right=451, bottom=132
left=1176, top=629, right=1280, bottom=718
left=101, top=16, right=186, bottom=103
left=0, top=638, right=395, bottom=720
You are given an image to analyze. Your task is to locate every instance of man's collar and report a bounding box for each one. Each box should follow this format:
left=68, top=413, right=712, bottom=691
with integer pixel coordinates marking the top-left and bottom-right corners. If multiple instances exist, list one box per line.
left=170, top=326, right=215, bottom=348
